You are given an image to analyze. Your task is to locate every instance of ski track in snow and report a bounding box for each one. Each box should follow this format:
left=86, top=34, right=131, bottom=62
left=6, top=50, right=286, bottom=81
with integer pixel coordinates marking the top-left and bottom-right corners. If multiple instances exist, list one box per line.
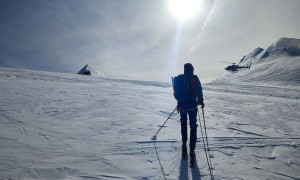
left=0, top=68, right=300, bottom=179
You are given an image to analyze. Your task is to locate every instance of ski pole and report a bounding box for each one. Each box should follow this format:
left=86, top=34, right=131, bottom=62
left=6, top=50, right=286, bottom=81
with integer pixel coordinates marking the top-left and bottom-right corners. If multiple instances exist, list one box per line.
left=200, top=107, right=214, bottom=179
left=197, top=108, right=213, bottom=179
left=202, top=108, right=212, bottom=153
left=151, top=106, right=177, bottom=140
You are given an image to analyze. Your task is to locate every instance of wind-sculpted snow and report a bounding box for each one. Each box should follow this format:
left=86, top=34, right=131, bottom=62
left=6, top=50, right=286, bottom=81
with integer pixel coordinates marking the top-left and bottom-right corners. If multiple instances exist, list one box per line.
left=0, top=68, right=299, bottom=179
left=261, top=37, right=300, bottom=58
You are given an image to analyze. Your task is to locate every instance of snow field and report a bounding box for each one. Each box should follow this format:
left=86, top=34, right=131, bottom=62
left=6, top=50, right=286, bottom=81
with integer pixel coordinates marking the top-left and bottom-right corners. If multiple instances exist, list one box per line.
left=204, top=85, right=299, bottom=179
left=0, top=67, right=299, bottom=179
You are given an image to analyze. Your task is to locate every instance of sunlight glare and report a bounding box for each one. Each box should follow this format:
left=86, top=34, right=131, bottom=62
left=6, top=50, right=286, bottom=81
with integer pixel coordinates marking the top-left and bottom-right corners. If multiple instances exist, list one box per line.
left=168, top=0, right=202, bottom=21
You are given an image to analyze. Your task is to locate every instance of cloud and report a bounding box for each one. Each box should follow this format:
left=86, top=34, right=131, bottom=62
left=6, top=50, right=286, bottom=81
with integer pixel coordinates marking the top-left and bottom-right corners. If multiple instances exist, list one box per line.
left=0, top=0, right=299, bottom=83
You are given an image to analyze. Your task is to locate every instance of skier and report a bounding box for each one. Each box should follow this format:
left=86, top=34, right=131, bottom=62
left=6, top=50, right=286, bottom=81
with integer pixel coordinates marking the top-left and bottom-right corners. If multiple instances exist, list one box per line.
left=173, top=63, right=204, bottom=160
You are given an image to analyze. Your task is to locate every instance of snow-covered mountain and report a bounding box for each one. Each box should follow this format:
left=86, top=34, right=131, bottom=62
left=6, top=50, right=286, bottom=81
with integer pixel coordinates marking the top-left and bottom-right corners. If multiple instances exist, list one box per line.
left=77, top=64, right=108, bottom=78
left=261, top=37, right=300, bottom=58
left=0, top=38, right=300, bottom=179
left=212, top=37, right=300, bottom=85
left=239, top=47, right=264, bottom=65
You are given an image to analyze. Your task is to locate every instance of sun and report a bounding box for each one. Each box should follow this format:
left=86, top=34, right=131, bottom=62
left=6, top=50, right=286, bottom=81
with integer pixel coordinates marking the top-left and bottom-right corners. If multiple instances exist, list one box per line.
left=168, top=0, right=202, bottom=21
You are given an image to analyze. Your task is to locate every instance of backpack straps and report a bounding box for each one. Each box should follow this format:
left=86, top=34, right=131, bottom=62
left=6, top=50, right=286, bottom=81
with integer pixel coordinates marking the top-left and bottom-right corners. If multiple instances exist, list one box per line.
left=193, top=75, right=204, bottom=104
left=189, top=76, right=198, bottom=97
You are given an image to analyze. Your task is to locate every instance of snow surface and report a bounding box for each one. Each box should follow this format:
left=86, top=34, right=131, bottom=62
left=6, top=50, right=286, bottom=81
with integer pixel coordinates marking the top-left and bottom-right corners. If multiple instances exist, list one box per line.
left=0, top=66, right=299, bottom=179
left=0, top=37, right=300, bottom=180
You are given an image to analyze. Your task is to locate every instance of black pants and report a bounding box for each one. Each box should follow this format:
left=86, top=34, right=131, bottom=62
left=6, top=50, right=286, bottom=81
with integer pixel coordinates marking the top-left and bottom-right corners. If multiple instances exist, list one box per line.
left=180, top=107, right=198, bottom=151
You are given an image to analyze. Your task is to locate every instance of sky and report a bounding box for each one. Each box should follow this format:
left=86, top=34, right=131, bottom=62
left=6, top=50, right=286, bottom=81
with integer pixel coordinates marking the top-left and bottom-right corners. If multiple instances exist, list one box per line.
left=0, top=0, right=300, bottom=83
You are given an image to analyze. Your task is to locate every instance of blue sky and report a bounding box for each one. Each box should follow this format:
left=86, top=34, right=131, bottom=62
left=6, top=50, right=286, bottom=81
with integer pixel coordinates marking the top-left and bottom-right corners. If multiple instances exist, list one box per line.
left=0, top=0, right=300, bottom=82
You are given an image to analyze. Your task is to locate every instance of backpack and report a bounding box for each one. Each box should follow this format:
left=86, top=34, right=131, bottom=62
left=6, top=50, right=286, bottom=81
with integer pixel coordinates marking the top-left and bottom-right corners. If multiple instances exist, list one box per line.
left=173, top=74, right=198, bottom=102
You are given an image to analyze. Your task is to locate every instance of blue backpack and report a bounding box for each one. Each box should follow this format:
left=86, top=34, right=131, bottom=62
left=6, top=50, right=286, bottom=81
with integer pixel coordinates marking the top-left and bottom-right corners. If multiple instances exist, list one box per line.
left=173, top=74, right=198, bottom=102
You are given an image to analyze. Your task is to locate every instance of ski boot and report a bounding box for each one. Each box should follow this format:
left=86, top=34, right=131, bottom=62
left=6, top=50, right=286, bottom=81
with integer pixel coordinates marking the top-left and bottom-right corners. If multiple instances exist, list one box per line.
left=189, top=149, right=195, bottom=167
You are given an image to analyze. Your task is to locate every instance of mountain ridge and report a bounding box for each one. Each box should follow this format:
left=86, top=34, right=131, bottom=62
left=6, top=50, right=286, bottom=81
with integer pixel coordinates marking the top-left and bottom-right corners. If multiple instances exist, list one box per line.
left=211, top=37, right=300, bottom=85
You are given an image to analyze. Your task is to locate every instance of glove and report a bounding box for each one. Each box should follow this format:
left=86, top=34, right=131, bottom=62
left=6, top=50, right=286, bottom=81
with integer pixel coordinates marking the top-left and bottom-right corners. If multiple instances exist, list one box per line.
left=176, top=104, right=180, bottom=113
left=198, top=102, right=205, bottom=108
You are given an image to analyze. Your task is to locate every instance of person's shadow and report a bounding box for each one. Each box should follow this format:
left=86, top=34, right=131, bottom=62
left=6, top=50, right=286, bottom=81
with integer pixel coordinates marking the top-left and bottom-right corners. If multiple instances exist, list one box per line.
left=191, top=155, right=201, bottom=180
left=179, top=155, right=201, bottom=180
left=179, top=158, right=189, bottom=180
